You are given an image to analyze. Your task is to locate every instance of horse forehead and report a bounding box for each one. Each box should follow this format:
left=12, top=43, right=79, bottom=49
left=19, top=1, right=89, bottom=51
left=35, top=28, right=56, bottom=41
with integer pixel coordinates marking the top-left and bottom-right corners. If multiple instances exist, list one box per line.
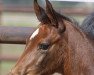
left=30, top=28, right=39, bottom=40
left=29, top=26, right=55, bottom=40
left=29, top=26, right=50, bottom=40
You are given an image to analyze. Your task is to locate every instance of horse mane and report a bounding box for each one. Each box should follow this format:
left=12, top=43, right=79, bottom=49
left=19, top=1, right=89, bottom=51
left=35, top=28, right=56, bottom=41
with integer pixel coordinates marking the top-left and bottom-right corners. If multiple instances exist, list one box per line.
left=56, top=12, right=72, bottom=22
left=55, top=11, right=79, bottom=27
left=60, top=12, right=80, bottom=29
left=60, top=11, right=94, bottom=40
left=81, top=12, right=94, bottom=39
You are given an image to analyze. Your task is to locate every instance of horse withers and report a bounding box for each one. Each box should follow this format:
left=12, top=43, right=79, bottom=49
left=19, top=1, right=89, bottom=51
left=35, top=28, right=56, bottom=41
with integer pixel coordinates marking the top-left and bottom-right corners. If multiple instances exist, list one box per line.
left=9, top=0, right=94, bottom=75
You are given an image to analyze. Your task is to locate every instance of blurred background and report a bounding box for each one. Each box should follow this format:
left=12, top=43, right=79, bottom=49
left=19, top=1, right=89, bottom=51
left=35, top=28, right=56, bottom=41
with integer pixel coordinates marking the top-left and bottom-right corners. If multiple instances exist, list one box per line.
left=0, top=0, right=94, bottom=75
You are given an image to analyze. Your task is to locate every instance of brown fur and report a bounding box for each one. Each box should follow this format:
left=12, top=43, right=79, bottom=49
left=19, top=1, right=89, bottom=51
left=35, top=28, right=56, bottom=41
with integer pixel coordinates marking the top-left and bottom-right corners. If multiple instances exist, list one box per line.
left=8, top=0, right=94, bottom=75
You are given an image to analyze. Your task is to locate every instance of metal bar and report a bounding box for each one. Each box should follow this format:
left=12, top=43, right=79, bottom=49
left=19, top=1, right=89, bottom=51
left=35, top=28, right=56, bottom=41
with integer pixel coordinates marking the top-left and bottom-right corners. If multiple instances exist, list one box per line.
left=0, top=26, right=36, bottom=44
left=51, top=0, right=94, bottom=2
left=3, top=7, right=93, bottom=15
left=0, top=56, right=18, bottom=61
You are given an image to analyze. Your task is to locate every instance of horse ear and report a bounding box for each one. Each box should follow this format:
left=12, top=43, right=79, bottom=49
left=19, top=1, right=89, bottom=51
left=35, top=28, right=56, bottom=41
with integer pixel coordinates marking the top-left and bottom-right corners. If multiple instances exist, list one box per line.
left=46, top=0, right=66, bottom=33
left=34, top=0, right=50, bottom=24
left=46, top=0, right=58, bottom=27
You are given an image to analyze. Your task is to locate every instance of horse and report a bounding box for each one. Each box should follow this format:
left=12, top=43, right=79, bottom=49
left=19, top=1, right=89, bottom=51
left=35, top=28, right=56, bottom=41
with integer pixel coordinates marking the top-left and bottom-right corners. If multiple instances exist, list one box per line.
left=81, top=12, right=94, bottom=40
left=9, top=0, right=94, bottom=75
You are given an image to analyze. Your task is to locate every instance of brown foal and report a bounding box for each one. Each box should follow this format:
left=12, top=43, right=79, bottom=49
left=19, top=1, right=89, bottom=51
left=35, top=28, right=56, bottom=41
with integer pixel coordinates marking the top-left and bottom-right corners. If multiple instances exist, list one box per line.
left=9, top=0, right=94, bottom=75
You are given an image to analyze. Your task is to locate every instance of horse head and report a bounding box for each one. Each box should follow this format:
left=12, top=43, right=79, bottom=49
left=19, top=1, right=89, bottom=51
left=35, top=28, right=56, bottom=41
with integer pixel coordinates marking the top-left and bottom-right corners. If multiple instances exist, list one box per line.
left=9, top=0, right=94, bottom=75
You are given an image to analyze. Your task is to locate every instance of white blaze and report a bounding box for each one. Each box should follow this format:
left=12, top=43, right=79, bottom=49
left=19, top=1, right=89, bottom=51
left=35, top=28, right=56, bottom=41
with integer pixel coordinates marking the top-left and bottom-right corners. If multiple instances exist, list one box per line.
left=30, top=28, right=39, bottom=40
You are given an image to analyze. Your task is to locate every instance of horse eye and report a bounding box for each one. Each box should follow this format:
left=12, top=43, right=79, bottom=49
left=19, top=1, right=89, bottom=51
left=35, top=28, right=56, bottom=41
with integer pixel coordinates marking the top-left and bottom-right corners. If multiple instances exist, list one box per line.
left=39, top=43, right=50, bottom=50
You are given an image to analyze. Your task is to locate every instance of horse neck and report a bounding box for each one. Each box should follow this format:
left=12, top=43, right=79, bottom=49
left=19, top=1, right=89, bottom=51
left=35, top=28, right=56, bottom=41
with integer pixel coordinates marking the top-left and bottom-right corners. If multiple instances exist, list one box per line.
left=64, top=21, right=94, bottom=75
